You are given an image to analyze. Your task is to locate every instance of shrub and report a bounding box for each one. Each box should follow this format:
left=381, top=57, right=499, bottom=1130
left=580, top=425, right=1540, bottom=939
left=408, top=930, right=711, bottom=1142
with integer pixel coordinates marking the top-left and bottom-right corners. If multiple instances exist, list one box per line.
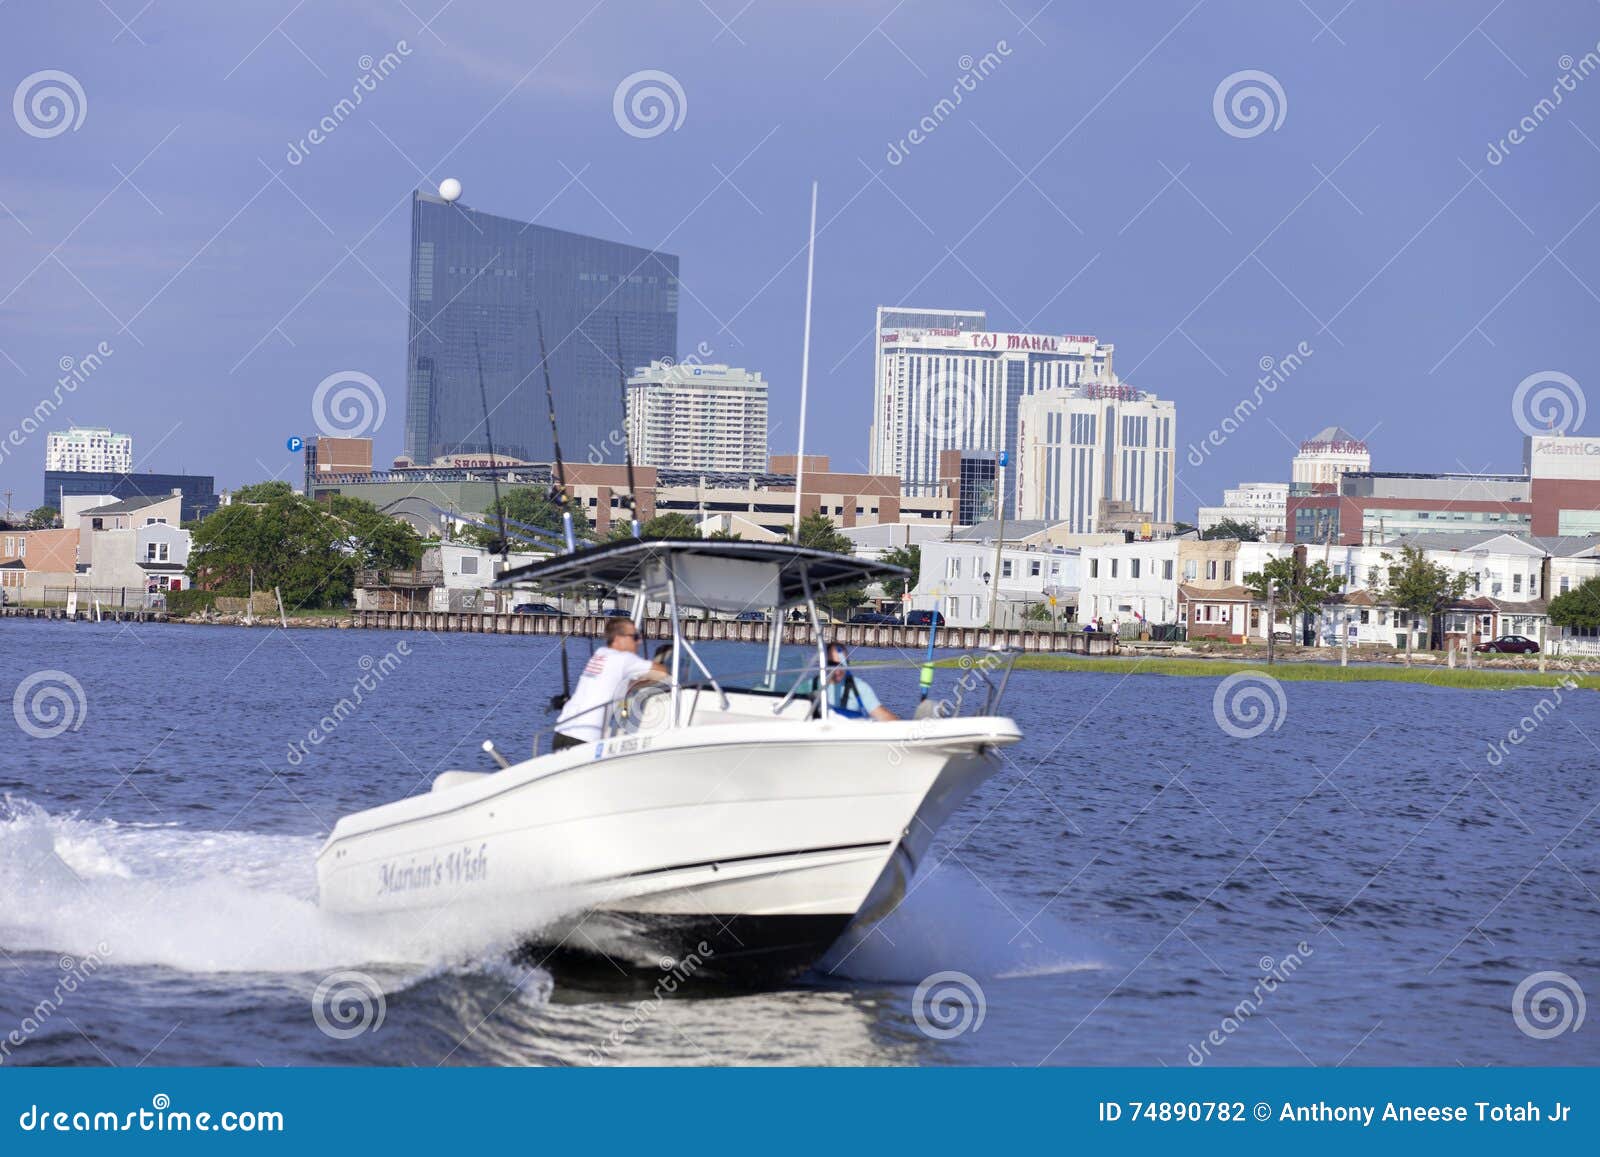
left=166, top=588, right=218, bottom=616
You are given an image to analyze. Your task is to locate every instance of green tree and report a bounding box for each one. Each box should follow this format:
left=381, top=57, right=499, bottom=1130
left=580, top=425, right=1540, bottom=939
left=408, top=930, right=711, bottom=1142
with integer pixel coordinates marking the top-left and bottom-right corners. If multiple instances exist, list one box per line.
left=796, top=511, right=851, bottom=552
left=1378, top=545, right=1471, bottom=664
left=879, top=543, right=921, bottom=600
left=463, top=487, right=568, bottom=550
left=795, top=512, right=863, bottom=616
left=327, top=495, right=424, bottom=571
left=1202, top=518, right=1263, bottom=541
left=25, top=506, right=59, bottom=529
left=1548, top=576, right=1600, bottom=629
left=233, top=480, right=294, bottom=503
left=1243, top=555, right=1345, bottom=659
left=639, top=512, right=701, bottom=539
left=187, top=486, right=421, bottom=610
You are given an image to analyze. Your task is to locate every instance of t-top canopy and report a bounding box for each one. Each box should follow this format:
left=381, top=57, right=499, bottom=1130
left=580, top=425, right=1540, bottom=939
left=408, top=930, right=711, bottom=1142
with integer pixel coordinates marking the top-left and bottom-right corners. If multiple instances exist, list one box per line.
left=490, top=538, right=908, bottom=611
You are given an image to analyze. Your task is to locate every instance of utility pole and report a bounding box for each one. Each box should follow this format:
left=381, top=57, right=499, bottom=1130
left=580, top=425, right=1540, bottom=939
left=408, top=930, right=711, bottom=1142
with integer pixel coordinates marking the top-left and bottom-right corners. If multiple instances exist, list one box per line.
left=986, top=456, right=1007, bottom=630
left=1266, top=581, right=1277, bottom=666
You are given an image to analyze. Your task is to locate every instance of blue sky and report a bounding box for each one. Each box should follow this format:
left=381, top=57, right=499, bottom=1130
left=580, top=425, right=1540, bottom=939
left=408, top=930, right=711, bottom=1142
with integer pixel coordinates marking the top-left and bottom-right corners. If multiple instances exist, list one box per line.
left=2, top=0, right=1597, bottom=518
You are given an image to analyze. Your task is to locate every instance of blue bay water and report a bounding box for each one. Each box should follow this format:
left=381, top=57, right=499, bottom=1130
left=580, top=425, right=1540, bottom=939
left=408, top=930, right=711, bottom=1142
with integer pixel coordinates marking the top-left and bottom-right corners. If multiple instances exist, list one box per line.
left=0, top=620, right=1595, bottom=1067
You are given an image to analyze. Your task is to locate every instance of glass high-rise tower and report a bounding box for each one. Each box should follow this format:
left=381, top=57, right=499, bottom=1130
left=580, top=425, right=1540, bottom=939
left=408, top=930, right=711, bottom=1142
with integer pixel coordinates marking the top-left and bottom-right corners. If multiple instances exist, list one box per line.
left=404, top=191, right=679, bottom=466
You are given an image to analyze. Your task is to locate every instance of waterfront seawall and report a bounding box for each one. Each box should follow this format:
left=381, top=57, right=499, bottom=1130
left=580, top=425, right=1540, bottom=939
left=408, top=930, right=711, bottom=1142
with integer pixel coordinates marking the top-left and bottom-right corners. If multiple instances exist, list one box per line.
left=349, top=610, right=1119, bottom=653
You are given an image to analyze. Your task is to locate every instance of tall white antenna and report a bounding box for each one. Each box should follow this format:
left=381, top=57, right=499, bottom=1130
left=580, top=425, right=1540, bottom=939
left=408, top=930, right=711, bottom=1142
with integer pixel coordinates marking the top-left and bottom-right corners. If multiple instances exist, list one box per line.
left=791, top=180, right=818, bottom=542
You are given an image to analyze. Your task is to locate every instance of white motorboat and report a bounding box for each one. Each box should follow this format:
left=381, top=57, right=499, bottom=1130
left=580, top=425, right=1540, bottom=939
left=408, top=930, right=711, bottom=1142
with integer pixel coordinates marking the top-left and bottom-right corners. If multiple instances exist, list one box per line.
left=316, top=540, right=1021, bottom=982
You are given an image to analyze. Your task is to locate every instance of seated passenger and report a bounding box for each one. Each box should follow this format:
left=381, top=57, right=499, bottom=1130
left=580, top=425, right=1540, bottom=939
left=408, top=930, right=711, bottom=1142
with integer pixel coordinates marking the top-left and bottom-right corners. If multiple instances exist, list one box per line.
left=822, top=643, right=899, bottom=721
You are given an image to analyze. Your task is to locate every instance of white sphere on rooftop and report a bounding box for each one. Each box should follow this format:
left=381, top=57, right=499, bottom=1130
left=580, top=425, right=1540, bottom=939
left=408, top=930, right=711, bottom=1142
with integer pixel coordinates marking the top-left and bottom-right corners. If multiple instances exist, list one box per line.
left=438, top=178, right=462, bottom=203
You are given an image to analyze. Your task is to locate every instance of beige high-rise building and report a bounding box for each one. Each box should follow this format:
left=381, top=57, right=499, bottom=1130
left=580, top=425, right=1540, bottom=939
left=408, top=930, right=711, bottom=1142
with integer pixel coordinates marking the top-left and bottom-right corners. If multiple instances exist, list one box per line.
left=626, top=361, right=768, bottom=473
left=1015, top=382, right=1176, bottom=532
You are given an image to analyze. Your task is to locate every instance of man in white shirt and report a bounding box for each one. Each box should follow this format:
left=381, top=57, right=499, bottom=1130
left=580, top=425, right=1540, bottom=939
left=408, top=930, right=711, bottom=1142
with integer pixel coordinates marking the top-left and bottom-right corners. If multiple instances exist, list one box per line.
left=552, top=617, right=668, bottom=749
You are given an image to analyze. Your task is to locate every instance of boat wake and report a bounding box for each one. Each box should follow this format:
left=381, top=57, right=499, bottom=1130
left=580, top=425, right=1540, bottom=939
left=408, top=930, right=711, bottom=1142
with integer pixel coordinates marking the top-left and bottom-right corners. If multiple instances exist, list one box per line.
left=0, top=796, right=579, bottom=988
left=816, top=862, right=1112, bottom=984
left=0, top=797, right=1100, bottom=1004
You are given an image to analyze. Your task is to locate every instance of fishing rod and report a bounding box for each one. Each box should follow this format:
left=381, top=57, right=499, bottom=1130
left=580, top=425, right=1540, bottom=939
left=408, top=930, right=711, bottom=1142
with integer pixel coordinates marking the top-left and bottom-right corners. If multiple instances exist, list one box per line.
left=614, top=315, right=640, bottom=538
left=535, top=310, right=578, bottom=554
left=472, top=332, right=509, bottom=566
left=535, top=311, right=579, bottom=712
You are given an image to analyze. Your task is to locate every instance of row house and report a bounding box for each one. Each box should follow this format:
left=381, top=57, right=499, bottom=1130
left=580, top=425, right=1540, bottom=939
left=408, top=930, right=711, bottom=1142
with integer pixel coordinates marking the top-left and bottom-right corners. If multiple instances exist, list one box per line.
left=911, top=538, right=1081, bottom=628
left=0, top=527, right=80, bottom=603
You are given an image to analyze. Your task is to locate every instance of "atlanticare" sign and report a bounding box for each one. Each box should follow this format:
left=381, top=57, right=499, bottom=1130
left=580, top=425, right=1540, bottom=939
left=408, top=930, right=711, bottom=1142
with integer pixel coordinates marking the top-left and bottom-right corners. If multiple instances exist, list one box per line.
left=1528, top=435, right=1600, bottom=481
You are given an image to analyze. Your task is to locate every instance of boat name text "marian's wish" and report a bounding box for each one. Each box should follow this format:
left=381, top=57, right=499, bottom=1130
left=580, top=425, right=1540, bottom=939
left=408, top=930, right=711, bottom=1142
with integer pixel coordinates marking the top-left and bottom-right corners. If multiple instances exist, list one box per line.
left=377, top=844, right=489, bottom=895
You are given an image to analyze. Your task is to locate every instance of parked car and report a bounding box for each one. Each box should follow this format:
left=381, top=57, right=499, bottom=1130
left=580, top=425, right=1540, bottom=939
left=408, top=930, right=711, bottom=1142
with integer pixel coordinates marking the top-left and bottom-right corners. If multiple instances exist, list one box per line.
left=512, top=602, right=564, bottom=616
left=598, top=606, right=631, bottom=618
left=849, top=611, right=902, bottom=625
left=733, top=610, right=767, bottom=622
left=904, top=610, right=945, bottom=627
left=1270, top=629, right=1294, bottom=643
left=1473, top=634, right=1540, bottom=654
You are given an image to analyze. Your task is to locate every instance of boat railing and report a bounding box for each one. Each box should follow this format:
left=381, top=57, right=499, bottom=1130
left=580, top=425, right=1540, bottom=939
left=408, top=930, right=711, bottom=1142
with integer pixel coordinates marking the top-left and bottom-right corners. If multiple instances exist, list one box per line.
left=676, top=649, right=1020, bottom=723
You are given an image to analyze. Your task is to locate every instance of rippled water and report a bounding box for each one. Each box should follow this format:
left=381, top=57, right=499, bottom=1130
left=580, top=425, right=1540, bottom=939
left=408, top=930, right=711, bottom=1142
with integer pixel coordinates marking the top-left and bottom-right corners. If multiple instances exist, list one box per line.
left=1, top=620, right=1595, bottom=1067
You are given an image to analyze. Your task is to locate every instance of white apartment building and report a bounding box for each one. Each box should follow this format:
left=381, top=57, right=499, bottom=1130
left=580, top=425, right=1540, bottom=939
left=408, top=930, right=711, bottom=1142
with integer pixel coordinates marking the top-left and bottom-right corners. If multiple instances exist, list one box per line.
left=1292, top=425, right=1370, bottom=488
left=910, top=539, right=1081, bottom=628
left=626, top=361, right=768, bottom=473
left=1196, top=481, right=1288, bottom=537
left=1081, top=538, right=1293, bottom=631
left=1079, top=539, right=1181, bottom=626
left=870, top=312, right=1114, bottom=513
left=1015, top=383, right=1177, bottom=532
left=46, top=426, right=132, bottom=473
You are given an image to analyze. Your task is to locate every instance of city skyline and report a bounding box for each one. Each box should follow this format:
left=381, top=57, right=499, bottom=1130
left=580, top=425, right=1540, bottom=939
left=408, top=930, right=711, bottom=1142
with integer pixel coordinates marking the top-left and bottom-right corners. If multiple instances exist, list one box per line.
left=2, top=3, right=1597, bottom=522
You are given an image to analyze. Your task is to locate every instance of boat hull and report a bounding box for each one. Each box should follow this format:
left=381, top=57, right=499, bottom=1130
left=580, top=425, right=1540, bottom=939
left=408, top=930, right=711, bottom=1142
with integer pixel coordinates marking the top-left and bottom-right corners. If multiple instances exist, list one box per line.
left=316, top=716, right=1019, bottom=981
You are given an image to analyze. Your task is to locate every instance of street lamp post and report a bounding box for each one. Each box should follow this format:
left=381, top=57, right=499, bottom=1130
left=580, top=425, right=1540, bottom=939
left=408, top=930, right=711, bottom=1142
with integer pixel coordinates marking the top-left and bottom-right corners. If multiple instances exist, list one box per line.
left=986, top=454, right=1007, bottom=631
